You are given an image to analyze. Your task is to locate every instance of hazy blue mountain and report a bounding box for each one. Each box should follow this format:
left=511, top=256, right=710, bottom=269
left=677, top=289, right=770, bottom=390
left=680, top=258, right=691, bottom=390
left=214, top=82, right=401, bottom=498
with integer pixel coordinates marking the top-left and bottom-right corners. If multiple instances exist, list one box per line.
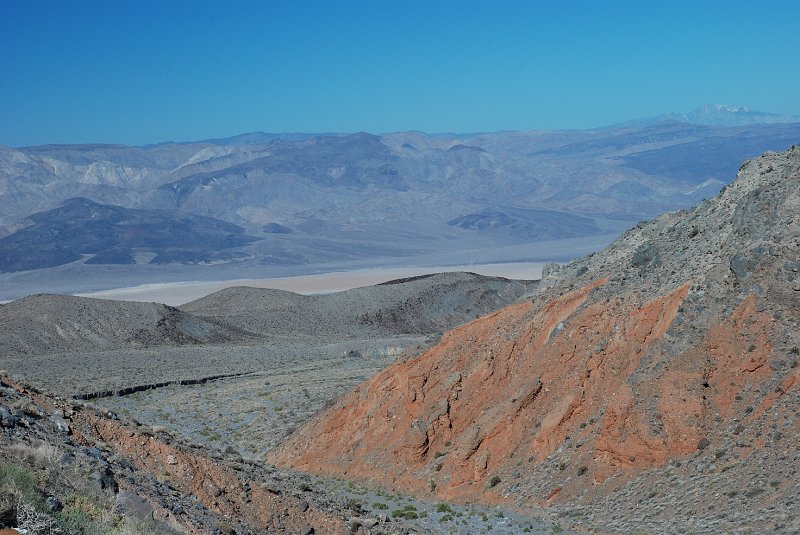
left=0, top=198, right=260, bottom=272
left=1, top=111, right=798, bottom=291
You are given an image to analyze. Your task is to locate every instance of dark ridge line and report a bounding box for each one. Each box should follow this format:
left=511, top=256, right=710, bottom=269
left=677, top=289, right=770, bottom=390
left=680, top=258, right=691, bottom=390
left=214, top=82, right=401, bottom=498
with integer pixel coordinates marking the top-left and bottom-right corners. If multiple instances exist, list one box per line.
left=73, top=372, right=251, bottom=400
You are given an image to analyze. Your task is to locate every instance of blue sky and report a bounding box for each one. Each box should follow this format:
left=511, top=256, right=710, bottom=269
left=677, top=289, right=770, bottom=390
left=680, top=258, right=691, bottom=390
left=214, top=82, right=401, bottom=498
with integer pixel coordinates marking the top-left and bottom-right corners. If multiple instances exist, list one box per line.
left=1, top=0, right=798, bottom=146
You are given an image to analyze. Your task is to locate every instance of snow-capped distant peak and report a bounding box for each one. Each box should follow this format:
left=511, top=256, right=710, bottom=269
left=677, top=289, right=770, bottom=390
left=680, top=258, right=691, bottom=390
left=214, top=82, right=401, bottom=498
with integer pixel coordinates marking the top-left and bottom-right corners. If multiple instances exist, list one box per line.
left=697, top=104, right=751, bottom=114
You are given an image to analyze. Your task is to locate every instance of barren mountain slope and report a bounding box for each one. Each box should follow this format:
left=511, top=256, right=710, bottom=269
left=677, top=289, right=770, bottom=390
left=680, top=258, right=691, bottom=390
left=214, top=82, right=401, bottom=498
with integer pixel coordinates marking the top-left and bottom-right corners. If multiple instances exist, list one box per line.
left=182, top=272, right=538, bottom=339
left=271, top=146, right=800, bottom=533
left=0, top=294, right=247, bottom=356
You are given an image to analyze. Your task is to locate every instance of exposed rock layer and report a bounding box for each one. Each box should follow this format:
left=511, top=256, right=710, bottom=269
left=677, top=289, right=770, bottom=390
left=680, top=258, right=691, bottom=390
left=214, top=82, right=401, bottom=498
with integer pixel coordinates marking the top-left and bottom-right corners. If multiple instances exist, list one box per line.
left=271, top=147, right=800, bottom=531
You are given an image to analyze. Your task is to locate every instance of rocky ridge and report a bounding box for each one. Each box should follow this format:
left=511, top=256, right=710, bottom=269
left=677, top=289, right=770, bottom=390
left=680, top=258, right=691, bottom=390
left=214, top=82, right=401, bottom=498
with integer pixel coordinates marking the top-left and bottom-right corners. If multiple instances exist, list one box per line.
left=270, top=146, right=800, bottom=534
left=181, top=272, right=538, bottom=340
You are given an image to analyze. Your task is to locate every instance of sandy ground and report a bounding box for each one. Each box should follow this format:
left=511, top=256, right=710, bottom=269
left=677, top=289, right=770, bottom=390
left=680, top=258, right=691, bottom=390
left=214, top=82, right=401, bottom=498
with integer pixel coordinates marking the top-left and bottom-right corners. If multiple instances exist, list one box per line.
left=73, top=262, right=546, bottom=305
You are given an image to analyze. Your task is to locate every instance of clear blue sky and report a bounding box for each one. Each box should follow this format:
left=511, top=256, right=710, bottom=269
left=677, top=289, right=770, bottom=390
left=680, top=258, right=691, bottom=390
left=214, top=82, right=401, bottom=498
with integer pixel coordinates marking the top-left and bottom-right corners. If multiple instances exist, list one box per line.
left=1, top=0, right=798, bottom=146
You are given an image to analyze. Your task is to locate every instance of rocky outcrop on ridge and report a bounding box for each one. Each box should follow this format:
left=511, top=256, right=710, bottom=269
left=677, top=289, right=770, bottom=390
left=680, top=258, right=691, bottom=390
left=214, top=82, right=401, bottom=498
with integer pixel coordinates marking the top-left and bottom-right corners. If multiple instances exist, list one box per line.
left=271, top=146, right=800, bottom=533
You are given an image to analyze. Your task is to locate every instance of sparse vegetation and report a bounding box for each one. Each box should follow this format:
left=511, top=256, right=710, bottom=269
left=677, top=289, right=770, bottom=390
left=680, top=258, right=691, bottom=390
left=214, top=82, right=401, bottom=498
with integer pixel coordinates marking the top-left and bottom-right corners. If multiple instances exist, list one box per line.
left=391, top=504, right=419, bottom=520
left=487, top=475, right=501, bottom=488
left=435, top=502, right=454, bottom=513
left=0, top=464, right=173, bottom=535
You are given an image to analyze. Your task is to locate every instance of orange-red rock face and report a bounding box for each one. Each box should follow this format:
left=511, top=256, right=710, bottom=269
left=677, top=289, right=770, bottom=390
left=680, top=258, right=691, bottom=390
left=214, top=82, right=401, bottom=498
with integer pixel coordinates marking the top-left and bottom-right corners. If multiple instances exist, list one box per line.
left=270, top=279, right=790, bottom=506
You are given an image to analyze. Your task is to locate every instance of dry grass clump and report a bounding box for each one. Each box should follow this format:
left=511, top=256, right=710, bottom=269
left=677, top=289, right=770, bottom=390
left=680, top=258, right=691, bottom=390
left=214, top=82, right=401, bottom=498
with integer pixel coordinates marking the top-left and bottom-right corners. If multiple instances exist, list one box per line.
left=0, top=463, right=174, bottom=534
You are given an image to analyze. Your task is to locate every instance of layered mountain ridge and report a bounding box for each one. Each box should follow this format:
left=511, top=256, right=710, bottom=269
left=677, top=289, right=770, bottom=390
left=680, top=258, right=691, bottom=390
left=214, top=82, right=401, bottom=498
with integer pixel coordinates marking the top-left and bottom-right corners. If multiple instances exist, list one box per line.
left=2, top=117, right=800, bottom=300
left=270, top=146, right=800, bottom=533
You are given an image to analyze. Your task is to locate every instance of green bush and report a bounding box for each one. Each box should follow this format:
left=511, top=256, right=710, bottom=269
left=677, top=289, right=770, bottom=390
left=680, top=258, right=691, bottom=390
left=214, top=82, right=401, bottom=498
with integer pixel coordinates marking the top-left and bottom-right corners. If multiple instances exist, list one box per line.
left=391, top=506, right=419, bottom=520
left=435, top=502, right=453, bottom=513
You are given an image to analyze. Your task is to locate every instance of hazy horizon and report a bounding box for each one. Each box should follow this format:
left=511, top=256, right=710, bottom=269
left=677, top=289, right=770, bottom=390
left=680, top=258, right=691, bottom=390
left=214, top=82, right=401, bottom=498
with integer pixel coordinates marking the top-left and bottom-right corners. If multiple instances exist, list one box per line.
left=2, top=0, right=799, bottom=146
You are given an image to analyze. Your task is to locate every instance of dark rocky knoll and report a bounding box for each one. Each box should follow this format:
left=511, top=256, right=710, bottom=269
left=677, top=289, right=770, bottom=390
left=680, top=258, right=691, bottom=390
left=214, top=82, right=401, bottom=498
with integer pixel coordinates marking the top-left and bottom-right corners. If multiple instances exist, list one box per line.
left=0, top=293, right=247, bottom=356
left=0, top=197, right=261, bottom=272
left=181, top=271, right=538, bottom=339
left=272, top=146, right=800, bottom=534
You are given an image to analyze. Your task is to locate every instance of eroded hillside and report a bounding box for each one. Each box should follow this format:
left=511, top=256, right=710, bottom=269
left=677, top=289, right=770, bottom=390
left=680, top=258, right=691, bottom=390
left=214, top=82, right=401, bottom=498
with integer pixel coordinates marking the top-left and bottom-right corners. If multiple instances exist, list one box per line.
left=271, top=146, right=800, bottom=534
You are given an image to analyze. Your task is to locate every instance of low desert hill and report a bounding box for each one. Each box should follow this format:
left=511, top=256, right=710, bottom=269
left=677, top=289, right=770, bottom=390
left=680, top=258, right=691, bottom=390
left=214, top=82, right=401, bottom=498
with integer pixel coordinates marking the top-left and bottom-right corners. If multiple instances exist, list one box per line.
left=181, top=272, right=537, bottom=339
left=271, top=146, right=800, bottom=534
left=0, top=294, right=246, bottom=356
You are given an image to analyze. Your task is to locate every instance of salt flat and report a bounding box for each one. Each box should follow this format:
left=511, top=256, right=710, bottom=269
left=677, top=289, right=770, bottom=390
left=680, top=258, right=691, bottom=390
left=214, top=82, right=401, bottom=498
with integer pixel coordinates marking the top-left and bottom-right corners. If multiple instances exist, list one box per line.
left=73, top=261, right=546, bottom=305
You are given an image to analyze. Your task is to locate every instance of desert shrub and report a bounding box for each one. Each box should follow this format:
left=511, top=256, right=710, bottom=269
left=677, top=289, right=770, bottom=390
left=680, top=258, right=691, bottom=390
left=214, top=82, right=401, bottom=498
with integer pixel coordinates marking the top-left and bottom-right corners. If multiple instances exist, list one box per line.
left=372, top=502, right=388, bottom=510
left=0, top=464, right=42, bottom=505
left=346, top=498, right=363, bottom=512
left=15, top=498, right=57, bottom=534
left=56, top=494, right=175, bottom=534
left=487, top=475, right=501, bottom=488
left=435, top=502, right=453, bottom=513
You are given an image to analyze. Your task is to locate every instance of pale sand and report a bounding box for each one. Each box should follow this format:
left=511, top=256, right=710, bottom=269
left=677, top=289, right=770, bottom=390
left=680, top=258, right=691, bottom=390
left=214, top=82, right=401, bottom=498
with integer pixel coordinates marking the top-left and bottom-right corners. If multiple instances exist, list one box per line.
left=73, top=262, right=546, bottom=306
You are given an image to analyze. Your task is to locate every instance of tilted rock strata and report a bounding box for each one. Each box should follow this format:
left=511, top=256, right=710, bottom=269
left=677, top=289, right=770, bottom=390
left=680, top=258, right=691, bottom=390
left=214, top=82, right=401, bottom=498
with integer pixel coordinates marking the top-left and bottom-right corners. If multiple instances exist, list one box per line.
left=270, top=147, right=800, bottom=519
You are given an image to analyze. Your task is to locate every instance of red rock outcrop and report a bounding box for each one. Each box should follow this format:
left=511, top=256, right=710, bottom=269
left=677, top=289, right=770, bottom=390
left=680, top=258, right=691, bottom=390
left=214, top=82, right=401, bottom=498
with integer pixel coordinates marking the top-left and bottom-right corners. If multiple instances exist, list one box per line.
left=271, top=146, right=800, bottom=512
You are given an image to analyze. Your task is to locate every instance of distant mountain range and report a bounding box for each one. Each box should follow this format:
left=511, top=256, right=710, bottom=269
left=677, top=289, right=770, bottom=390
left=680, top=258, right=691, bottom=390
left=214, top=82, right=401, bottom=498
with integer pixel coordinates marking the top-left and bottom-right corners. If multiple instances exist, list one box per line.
left=0, top=106, right=798, bottom=297
left=617, top=104, right=800, bottom=128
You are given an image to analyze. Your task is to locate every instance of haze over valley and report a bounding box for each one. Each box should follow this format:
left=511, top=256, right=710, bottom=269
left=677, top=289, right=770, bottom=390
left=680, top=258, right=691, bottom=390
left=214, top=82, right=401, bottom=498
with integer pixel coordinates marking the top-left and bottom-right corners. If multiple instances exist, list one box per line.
left=2, top=108, right=799, bottom=300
